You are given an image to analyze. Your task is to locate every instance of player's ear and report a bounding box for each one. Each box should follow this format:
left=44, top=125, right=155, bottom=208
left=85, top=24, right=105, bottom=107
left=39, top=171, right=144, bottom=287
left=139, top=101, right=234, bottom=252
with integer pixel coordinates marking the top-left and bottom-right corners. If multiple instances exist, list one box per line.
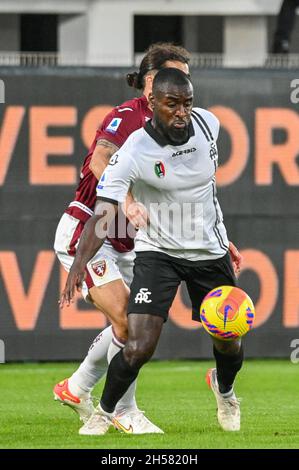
left=144, top=73, right=154, bottom=89
left=148, top=92, right=155, bottom=109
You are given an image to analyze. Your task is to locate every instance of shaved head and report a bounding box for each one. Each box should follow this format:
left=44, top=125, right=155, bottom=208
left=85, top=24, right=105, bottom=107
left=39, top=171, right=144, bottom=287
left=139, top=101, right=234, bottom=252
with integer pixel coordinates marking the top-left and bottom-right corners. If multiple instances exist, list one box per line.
left=152, top=67, right=192, bottom=96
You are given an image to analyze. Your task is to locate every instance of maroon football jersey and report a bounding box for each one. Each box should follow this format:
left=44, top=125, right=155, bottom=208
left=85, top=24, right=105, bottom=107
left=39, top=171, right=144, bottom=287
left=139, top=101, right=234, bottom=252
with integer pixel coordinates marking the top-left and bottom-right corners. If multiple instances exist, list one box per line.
left=65, top=95, right=152, bottom=252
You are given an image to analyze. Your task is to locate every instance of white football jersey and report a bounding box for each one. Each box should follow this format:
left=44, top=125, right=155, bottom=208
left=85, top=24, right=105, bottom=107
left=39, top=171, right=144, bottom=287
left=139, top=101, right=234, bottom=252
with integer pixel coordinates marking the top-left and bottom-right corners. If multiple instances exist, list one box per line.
left=97, top=107, right=229, bottom=261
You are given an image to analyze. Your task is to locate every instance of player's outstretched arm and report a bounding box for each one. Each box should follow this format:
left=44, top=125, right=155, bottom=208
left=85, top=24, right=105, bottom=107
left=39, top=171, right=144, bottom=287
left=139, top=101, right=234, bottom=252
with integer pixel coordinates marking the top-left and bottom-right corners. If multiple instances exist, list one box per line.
left=59, top=199, right=118, bottom=308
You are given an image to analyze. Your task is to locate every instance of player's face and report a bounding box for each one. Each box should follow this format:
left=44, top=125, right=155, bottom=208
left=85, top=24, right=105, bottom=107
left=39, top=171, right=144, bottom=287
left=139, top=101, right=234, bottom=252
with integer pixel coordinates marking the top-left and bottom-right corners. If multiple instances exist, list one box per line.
left=164, top=60, right=190, bottom=76
left=153, top=84, right=193, bottom=145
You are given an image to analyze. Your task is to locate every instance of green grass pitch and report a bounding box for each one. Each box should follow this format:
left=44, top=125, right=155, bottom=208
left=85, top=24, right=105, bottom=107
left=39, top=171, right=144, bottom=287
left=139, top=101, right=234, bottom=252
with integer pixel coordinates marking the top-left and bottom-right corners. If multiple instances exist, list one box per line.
left=0, top=360, right=298, bottom=449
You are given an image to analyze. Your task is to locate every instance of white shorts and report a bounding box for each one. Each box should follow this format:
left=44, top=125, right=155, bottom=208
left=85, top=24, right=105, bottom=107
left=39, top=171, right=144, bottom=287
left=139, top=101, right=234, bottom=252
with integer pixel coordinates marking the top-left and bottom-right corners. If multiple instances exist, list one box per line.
left=54, top=213, right=135, bottom=300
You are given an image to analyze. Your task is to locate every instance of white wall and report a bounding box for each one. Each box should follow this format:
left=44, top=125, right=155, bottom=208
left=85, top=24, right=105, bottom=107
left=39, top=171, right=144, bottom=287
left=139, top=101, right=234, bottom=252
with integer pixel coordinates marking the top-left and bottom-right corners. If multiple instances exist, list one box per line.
left=58, top=14, right=87, bottom=64
left=0, top=14, right=19, bottom=51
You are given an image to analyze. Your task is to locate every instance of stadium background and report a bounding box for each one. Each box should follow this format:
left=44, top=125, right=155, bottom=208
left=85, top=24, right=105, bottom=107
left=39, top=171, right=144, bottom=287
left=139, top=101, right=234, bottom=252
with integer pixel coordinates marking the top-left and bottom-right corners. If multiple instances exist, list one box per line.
left=0, top=0, right=299, bottom=361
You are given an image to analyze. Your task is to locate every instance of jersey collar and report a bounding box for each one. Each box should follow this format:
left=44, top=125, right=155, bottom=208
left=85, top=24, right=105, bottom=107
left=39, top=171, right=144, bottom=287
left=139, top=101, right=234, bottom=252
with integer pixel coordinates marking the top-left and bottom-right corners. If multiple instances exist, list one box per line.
left=144, top=120, right=195, bottom=147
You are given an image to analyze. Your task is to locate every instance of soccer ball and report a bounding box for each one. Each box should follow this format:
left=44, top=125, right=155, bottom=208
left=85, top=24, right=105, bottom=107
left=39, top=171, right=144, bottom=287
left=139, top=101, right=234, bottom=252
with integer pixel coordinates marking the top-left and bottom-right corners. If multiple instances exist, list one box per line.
left=200, top=286, right=255, bottom=340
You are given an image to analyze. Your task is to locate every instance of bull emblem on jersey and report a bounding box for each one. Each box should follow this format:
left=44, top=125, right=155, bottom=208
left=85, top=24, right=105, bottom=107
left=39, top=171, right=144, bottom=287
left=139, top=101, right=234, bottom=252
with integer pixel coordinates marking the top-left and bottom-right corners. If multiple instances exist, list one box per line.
left=92, top=260, right=107, bottom=278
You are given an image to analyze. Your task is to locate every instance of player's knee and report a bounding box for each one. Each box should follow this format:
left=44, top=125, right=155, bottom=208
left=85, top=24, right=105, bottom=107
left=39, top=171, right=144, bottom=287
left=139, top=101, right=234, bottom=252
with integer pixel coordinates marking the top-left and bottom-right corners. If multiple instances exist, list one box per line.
left=124, top=339, right=155, bottom=369
left=110, top=303, right=129, bottom=340
left=112, top=320, right=128, bottom=342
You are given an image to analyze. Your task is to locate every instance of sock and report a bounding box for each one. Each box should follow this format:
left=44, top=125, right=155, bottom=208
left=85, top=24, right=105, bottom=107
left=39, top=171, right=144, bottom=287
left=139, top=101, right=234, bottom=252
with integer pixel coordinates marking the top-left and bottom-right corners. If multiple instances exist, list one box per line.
left=213, top=344, right=244, bottom=395
left=107, top=333, right=137, bottom=414
left=100, top=349, right=139, bottom=414
left=68, top=325, right=113, bottom=396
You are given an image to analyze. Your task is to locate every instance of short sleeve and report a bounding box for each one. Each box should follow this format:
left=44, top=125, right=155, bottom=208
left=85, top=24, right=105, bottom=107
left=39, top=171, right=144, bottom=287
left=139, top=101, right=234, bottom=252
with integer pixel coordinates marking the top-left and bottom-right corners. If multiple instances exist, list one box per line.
left=97, top=108, right=142, bottom=148
left=96, top=147, right=138, bottom=203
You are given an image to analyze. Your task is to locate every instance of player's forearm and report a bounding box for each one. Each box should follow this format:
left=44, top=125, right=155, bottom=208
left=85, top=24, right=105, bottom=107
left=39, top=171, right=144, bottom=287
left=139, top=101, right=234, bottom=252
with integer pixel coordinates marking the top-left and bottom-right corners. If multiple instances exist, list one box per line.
left=123, top=191, right=135, bottom=214
left=72, top=215, right=105, bottom=269
left=73, top=200, right=118, bottom=268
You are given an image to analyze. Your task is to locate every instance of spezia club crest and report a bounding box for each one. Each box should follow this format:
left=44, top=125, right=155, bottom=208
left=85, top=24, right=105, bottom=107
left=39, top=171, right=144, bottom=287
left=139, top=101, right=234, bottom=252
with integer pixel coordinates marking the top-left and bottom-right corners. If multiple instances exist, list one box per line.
left=154, top=161, right=165, bottom=178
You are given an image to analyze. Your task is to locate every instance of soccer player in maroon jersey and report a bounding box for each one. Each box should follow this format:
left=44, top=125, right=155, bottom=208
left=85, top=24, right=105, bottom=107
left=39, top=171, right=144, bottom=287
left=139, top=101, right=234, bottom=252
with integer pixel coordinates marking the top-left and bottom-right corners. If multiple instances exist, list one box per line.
left=53, top=43, right=192, bottom=434
left=54, top=43, right=243, bottom=434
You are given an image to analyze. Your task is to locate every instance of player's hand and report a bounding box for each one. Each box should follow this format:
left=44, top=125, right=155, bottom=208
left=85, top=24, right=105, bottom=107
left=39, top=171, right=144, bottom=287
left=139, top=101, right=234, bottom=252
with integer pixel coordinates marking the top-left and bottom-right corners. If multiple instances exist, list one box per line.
left=59, top=264, right=85, bottom=308
left=125, top=201, right=149, bottom=230
left=228, top=241, right=243, bottom=275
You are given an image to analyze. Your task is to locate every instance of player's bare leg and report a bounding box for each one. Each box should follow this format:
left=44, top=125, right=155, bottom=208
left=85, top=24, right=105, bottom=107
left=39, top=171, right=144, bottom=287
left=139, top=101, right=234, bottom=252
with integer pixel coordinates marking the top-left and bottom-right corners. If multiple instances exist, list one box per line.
left=54, top=279, right=128, bottom=423
left=79, top=314, right=164, bottom=435
left=206, top=337, right=242, bottom=431
left=89, top=280, right=146, bottom=421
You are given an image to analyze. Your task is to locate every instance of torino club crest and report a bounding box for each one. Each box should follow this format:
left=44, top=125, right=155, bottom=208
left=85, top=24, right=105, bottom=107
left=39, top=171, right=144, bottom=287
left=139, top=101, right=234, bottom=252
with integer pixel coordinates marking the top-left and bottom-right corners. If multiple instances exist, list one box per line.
left=91, top=260, right=107, bottom=277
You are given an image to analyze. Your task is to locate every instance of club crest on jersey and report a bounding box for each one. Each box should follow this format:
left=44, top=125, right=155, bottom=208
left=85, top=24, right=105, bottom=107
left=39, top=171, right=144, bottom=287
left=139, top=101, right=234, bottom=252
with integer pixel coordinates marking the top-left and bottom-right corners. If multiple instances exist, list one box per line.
left=154, top=161, right=165, bottom=178
left=91, top=260, right=107, bottom=278
left=105, top=118, right=122, bottom=134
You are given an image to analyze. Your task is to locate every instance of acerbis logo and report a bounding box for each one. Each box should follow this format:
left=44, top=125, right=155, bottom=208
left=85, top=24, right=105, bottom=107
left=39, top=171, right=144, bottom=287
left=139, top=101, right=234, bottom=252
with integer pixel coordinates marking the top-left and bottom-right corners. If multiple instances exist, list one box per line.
left=172, top=147, right=196, bottom=158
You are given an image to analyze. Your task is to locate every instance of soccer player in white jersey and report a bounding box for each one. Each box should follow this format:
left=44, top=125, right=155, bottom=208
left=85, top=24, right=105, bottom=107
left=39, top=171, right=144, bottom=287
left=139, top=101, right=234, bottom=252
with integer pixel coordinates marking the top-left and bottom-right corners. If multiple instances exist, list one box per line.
left=53, top=44, right=193, bottom=434
left=60, top=68, right=244, bottom=435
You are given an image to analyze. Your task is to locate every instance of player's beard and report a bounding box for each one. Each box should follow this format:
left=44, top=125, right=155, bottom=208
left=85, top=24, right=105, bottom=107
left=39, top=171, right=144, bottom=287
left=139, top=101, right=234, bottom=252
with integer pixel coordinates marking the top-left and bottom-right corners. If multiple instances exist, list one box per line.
left=168, top=125, right=189, bottom=144
left=155, top=116, right=189, bottom=145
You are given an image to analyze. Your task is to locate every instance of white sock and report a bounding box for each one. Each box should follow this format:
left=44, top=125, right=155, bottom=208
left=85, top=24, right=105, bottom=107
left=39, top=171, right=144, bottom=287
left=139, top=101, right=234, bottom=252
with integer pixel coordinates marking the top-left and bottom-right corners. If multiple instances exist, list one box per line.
left=108, top=333, right=138, bottom=415
left=221, top=389, right=235, bottom=399
left=68, top=325, right=113, bottom=396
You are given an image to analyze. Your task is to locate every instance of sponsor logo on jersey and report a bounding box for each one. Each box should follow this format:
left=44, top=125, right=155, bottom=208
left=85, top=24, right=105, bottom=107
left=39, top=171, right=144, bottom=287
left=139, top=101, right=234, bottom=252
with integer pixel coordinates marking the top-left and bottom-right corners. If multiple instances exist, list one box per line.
left=154, top=161, right=165, bottom=178
left=105, top=117, right=122, bottom=134
left=209, top=142, right=218, bottom=162
left=97, top=172, right=106, bottom=190
left=117, top=107, right=133, bottom=112
left=172, top=147, right=196, bottom=158
left=91, top=260, right=107, bottom=278
left=109, top=153, right=119, bottom=166
left=135, top=288, right=152, bottom=304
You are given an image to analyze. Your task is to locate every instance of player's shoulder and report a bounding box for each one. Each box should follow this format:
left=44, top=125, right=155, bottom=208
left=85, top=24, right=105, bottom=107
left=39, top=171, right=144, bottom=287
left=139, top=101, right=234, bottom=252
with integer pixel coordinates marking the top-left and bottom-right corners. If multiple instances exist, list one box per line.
left=191, top=107, right=220, bottom=140
left=115, top=96, right=147, bottom=114
left=120, top=125, right=145, bottom=148
left=103, top=97, right=143, bottom=122
left=117, top=125, right=146, bottom=158
left=102, top=96, right=146, bottom=133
